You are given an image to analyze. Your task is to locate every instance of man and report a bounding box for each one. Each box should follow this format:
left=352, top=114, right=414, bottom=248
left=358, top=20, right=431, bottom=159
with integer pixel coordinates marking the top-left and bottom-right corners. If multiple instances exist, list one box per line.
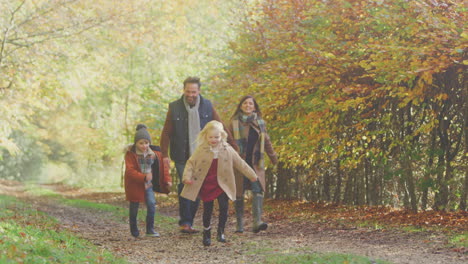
left=160, top=76, right=236, bottom=233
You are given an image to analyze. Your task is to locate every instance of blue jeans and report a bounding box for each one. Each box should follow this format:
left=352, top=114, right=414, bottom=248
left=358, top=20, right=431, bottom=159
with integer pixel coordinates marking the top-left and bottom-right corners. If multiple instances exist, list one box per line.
left=175, top=162, right=200, bottom=226
left=129, top=186, right=156, bottom=236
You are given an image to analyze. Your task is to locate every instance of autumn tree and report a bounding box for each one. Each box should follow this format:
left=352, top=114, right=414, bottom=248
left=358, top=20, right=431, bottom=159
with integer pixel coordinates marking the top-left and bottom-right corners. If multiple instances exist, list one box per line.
left=211, top=0, right=466, bottom=211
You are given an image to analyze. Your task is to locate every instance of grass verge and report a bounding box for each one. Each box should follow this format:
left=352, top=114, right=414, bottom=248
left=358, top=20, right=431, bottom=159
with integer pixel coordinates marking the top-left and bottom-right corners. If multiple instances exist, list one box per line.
left=24, top=184, right=177, bottom=229
left=449, top=233, right=467, bottom=248
left=0, top=194, right=128, bottom=264
left=61, top=198, right=177, bottom=229
left=262, top=252, right=391, bottom=264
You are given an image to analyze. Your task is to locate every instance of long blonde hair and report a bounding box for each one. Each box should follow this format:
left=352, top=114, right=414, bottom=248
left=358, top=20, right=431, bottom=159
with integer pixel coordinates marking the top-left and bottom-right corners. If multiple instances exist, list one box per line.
left=196, top=120, right=227, bottom=146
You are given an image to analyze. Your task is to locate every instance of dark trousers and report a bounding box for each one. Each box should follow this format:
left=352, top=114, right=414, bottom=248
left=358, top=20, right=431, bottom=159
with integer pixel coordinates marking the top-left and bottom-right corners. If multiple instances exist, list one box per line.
left=129, top=186, right=156, bottom=236
left=202, top=192, right=229, bottom=229
left=175, top=162, right=200, bottom=226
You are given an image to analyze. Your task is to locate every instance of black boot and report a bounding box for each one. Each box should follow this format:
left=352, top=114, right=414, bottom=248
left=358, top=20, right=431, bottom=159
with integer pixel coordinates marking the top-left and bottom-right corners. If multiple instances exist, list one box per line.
left=217, top=227, right=226, bottom=243
left=203, top=228, right=211, bottom=246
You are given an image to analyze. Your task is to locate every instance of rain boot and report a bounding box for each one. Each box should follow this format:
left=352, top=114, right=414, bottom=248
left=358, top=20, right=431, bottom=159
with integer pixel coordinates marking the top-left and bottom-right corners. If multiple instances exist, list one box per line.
left=203, top=227, right=211, bottom=246
left=217, top=227, right=226, bottom=243
left=146, top=211, right=160, bottom=237
left=252, top=194, right=268, bottom=233
left=234, top=199, right=244, bottom=233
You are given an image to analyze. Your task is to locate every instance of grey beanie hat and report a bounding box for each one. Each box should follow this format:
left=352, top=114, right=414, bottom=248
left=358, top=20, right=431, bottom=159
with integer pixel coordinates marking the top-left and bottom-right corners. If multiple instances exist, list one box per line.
left=134, top=124, right=152, bottom=144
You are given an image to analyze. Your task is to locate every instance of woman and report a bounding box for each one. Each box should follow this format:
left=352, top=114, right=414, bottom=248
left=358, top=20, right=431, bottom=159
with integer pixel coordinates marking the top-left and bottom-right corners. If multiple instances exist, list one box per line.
left=228, top=95, right=278, bottom=233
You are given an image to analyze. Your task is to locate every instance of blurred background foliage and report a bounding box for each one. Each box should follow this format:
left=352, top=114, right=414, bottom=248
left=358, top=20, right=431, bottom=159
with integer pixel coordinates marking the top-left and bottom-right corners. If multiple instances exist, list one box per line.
left=1, top=0, right=466, bottom=211
left=0, top=0, right=247, bottom=185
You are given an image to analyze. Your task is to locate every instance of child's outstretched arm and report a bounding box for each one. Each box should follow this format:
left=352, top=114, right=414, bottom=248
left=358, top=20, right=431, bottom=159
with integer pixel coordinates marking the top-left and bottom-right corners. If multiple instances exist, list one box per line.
left=231, top=148, right=258, bottom=182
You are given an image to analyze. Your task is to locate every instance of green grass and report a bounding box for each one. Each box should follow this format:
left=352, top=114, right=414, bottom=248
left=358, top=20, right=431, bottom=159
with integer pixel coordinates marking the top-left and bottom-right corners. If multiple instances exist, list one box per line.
left=61, top=198, right=177, bottom=228
left=401, top=225, right=426, bottom=233
left=24, top=184, right=61, bottom=198
left=449, top=232, right=467, bottom=248
left=22, top=184, right=177, bottom=229
left=242, top=239, right=279, bottom=255
left=262, top=252, right=391, bottom=264
left=356, top=221, right=385, bottom=230
left=0, top=194, right=128, bottom=264
left=241, top=238, right=391, bottom=264
left=61, top=198, right=127, bottom=213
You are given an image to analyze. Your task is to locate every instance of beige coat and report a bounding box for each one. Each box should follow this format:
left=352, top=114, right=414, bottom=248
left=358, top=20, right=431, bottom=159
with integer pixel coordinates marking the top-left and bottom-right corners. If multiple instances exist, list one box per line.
left=181, top=142, right=258, bottom=202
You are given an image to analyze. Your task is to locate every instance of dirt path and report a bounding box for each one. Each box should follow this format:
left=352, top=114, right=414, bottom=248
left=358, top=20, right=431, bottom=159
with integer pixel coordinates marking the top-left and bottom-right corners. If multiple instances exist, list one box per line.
left=1, top=181, right=466, bottom=264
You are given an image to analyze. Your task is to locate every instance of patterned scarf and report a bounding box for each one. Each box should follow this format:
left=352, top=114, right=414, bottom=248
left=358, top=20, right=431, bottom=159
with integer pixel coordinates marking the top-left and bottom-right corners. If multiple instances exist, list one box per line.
left=232, top=113, right=266, bottom=168
left=135, top=147, right=155, bottom=174
left=184, top=95, right=201, bottom=155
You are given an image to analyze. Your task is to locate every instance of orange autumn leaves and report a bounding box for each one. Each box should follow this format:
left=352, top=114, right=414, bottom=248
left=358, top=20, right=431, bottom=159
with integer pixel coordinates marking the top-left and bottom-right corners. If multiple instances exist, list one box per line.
left=267, top=200, right=467, bottom=230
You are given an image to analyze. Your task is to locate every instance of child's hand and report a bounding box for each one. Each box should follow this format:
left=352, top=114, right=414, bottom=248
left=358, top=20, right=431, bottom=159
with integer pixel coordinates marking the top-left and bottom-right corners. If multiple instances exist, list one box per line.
left=166, top=182, right=173, bottom=187
left=251, top=177, right=258, bottom=182
left=145, top=173, right=152, bottom=182
left=183, top=179, right=193, bottom=185
left=145, top=181, right=153, bottom=189
left=163, top=157, right=171, bottom=170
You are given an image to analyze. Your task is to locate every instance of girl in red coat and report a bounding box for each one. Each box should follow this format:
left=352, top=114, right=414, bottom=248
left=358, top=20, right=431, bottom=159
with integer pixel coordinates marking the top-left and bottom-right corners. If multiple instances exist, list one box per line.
left=124, top=124, right=171, bottom=238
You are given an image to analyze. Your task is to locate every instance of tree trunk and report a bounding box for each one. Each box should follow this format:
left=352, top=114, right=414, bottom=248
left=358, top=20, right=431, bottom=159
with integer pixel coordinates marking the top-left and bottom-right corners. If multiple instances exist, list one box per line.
left=365, top=158, right=370, bottom=205
left=355, top=165, right=365, bottom=206
left=434, top=108, right=451, bottom=210
left=369, top=161, right=380, bottom=206
left=377, top=162, right=384, bottom=205
left=403, top=154, right=418, bottom=212
left=323, top=170, right=330, bottom=201
left=401, top=175, right=410, bottom=209
left=422, top=129, right=436, bottom=211
left=460, top=117, right=468, bottom=210
left=459, top=67, right=468, bottom=211
left=295, top=167, right=302, bottom=200
left=275, top=162, right=287, bottom=199
left=343, top=170, right=354, bottom=205
left=333, top=159, right=342, bottom=204
left=265, top=167, right=273, bottom=199
left=433, top=153, right=446, bottom=210
left=460, top=165, right=468, bottom=211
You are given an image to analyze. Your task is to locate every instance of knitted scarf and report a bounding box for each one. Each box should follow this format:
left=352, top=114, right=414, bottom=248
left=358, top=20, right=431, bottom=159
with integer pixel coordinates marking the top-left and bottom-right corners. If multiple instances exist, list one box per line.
left=135, top=147, right=155, bottom=174
left=184, top=95, right=201, bottom=155
left=232, top=113, right=266, bottom=168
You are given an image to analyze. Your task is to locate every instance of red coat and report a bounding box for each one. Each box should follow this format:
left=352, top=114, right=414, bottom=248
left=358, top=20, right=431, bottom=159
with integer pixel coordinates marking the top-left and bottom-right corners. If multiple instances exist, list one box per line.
left=124, top=148, right=171, bottom=202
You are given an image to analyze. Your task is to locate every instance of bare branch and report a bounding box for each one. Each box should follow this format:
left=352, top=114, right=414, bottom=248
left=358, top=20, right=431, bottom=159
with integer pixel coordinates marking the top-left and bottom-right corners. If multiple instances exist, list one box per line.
left=5, top=16, right=111, bottom=49
left=0, top=0, right=26, bottom=65
left=1, top=0, right=113, bottom=60
left=16, top=0, right=80, bottom=28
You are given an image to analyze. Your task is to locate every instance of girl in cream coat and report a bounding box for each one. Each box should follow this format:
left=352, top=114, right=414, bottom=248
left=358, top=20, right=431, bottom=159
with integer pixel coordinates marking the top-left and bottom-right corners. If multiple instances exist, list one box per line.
left=181, top=120, right=257, bottom=246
